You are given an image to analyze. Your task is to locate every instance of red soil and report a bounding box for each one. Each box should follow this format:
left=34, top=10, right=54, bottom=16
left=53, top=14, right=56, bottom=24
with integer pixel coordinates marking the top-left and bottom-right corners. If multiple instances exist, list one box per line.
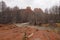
left=0, top=24, right=60, bottom=40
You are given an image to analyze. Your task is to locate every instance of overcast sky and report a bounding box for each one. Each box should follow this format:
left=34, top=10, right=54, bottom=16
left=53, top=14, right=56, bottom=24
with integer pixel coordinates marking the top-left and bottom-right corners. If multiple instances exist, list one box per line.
left=0, top=0, right=60, bottom=10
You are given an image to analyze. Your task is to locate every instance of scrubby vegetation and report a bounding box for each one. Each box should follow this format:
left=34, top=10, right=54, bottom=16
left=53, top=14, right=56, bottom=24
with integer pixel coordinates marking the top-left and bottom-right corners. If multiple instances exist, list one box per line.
left=0, top=1, right=60, bottom=26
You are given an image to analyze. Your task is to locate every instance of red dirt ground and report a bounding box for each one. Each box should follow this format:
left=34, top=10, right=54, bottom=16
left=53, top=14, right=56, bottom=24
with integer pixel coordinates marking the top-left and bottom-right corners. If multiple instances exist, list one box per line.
left=0, top=24, right=60, bottom=40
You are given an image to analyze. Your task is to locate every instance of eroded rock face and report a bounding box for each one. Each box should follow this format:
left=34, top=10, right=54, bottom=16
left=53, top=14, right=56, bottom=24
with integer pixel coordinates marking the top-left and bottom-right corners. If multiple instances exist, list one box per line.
left=0, top=24, right=60, bottom=40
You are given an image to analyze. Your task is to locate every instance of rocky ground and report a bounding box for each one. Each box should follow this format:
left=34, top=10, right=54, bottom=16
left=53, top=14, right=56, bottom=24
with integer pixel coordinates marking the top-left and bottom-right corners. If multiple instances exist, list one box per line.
left=0, top=24, right=60, bottom=40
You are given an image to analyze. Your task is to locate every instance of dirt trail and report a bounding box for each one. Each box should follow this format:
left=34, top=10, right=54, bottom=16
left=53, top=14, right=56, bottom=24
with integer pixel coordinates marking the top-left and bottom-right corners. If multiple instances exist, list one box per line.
left=15, top=23, right=53, bottom=30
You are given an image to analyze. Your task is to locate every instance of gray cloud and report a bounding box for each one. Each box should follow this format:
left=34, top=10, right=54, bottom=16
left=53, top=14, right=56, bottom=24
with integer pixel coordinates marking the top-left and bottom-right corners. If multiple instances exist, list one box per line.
left=1, top=0, right=60, bottom=10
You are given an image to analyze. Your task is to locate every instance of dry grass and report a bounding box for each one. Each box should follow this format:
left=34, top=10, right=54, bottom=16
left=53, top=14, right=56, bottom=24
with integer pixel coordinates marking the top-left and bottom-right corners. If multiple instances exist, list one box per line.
left=41, top=24, right=49, bottom=27
left=56, top=23, right=60, bottom=27
left=41, top=23, right=60, bottom=27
